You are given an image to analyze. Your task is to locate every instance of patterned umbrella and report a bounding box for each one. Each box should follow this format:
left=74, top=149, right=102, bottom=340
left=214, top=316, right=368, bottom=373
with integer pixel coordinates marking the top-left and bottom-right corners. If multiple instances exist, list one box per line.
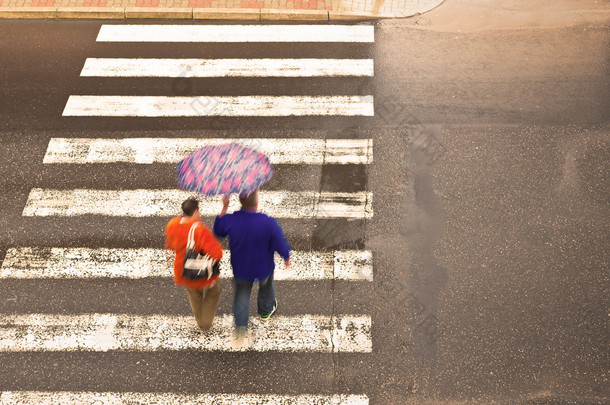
left=177, top=143, right=273, bottom=196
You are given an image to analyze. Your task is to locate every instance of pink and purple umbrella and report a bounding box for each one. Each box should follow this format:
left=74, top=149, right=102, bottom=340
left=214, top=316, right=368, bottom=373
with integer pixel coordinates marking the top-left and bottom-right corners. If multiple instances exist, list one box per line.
left=177, top=143, right=273, bottom=196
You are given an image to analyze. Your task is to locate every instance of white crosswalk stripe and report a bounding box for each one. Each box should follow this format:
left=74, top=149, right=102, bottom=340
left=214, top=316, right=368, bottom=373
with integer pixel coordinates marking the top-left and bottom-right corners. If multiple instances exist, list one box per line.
left=62, top=95, right=374, bottom=117
left=96, top=24, right=374, bottom=43
left=0, top=392, right=369, bottom=405
left=81, top=58, right=374, bottom=77
left=1, top=247, right=373, bottom=281
left=22, top=189, right=373, bottom=218
left=43, top=138, right=373, bottom=165
left=0, top=314, right=372, bottom=352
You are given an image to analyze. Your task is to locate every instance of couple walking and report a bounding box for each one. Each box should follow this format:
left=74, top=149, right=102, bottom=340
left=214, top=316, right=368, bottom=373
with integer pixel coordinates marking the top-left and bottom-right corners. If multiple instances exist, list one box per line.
left=164, top=189, right=291, bottom=345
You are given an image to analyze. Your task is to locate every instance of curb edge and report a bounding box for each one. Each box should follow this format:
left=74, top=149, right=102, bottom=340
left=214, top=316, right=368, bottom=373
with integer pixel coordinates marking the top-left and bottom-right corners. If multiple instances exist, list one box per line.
left=0, top=5, right=440, bottom=19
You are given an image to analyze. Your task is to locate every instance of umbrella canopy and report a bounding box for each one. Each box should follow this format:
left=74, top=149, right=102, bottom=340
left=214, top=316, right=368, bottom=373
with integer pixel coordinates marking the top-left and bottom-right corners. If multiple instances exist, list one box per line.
left=177, top=143, right=273, bottom=196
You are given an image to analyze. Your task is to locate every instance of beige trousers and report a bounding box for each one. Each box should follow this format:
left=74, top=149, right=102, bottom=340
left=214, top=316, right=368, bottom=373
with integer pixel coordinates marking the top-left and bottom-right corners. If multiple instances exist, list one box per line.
left=185, top=280, right=222, bottom=331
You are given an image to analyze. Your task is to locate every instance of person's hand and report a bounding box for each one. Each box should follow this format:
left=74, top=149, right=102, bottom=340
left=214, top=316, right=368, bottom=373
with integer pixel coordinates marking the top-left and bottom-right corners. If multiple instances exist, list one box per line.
left=284, top=258, right=291, bottom=270
left=220, top=194, right=230, bottom=216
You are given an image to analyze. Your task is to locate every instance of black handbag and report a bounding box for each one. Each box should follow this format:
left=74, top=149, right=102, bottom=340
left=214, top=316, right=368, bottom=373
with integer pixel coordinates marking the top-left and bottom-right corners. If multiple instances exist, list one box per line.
left=182, top=222, right=220, bottom=280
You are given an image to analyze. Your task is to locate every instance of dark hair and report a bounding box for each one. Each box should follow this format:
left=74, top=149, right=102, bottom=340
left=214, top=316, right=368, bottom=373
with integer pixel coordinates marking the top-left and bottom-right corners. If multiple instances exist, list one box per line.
left=239, top=189, right=259, bottom=209
left=181, top=197, right=199, bottom=216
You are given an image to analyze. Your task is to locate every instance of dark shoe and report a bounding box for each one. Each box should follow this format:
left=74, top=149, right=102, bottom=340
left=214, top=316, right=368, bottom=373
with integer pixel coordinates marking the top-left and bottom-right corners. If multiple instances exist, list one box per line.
left=260, top=300, right=277, bottom=321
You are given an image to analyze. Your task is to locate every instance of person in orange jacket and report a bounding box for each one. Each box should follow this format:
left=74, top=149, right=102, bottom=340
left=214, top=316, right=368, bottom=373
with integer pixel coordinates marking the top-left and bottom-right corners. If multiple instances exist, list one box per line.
left=165, top=197, right=223, bottom=331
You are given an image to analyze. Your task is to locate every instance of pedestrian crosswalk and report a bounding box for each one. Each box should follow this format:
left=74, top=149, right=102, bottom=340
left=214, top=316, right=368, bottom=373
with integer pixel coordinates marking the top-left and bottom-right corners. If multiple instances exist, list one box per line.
left=2, top=22, right=376, bottom=403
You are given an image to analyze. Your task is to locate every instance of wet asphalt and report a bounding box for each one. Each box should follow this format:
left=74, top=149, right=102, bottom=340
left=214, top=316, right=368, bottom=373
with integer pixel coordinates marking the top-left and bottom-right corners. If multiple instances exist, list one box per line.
left=0, top=19, right=608, bottom=404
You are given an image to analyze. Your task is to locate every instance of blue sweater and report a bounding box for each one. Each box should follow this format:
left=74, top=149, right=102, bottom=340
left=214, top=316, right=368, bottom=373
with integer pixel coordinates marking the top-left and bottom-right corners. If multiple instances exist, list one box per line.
left=213, top=210, right=291, bottom=282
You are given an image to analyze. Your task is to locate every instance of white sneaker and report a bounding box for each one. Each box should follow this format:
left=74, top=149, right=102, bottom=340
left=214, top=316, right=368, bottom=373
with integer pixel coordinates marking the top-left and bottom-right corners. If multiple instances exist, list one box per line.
left=231, top=327, right=249, bottom=349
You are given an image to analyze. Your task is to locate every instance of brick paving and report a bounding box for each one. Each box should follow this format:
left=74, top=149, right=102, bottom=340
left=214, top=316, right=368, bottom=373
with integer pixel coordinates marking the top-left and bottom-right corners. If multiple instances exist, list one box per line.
left=30, top=0, right=55, bottom=6
left=83, top=0, right=108, bottom=6
left=0, top=0, right=443, bottom=18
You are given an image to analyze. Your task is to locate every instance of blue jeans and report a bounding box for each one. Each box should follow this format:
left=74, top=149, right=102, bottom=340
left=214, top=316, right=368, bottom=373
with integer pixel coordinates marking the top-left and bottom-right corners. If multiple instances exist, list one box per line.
left=233, top=273, right=276, bottom=329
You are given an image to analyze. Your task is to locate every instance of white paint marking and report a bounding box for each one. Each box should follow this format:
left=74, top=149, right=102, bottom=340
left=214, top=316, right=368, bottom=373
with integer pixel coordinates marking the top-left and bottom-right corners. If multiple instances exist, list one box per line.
left=334, top=250, right=373, bottom=281
left=325, top=139, right=374, bottom=164
left=0, top=247, right=373, bottom=281
left=0, top=392, right=369, bottom=405
left=22, top=189, right=373, bottom=219
left=81, top=58, right=374, bottom=77
left=0, top=314, right=372, bottom=352
left=43, top=138, right=373, bottom=165
left=62, top=96, right=374, bottom=117
left=96, top=25, right=374, bottom=43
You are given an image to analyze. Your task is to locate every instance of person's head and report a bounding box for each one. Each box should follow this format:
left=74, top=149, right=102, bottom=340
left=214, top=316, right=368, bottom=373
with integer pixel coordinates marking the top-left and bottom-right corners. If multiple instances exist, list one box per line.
left=239, top=189, right=259, bottom=211
left=181, top=197, right=200, bottom=218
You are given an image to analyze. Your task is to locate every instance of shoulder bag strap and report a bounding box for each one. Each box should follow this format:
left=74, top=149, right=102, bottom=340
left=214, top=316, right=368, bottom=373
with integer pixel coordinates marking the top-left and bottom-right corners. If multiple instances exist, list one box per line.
left=186, top=222, right=199, bottom=250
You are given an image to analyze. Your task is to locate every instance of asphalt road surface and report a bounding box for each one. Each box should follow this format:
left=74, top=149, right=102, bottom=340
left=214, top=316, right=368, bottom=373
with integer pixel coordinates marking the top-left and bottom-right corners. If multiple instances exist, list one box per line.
left=0, top=19, right=608, bottom=404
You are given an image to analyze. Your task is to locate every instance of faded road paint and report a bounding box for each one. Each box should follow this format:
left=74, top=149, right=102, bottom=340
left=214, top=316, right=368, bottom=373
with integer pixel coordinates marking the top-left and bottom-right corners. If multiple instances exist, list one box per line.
left=0, top=392, right=369, bottom=405
left=81, top=58, right=374, bottom=78
left=0, top=314, right=372, bottom=352
left=62, top=96, right=375, bottom=117
left=1, top=247, right=373, bottom=281
left=22, top=189, right=374, bottom=219
left=43, top=138, right=373, bottom=165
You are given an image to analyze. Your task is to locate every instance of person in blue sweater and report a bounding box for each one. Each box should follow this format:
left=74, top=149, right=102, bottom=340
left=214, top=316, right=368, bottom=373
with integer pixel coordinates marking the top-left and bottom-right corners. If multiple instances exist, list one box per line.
left=214, top=189, right=291, bottom=345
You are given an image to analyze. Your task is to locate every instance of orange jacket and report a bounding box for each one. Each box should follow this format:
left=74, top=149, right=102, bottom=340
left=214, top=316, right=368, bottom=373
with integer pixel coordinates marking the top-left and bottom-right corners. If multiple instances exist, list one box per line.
left=165, top=216, right=223, bottom=289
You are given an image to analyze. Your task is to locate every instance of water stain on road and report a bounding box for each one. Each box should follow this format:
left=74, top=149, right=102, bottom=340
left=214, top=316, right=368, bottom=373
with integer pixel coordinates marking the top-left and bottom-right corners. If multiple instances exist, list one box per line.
left=400, top=124, right=449, bottom=379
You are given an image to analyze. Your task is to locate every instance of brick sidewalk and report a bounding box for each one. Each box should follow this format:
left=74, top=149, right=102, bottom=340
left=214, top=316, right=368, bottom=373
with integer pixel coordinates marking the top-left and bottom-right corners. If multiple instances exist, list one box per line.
left=0, top=0, right=444, bottom=19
